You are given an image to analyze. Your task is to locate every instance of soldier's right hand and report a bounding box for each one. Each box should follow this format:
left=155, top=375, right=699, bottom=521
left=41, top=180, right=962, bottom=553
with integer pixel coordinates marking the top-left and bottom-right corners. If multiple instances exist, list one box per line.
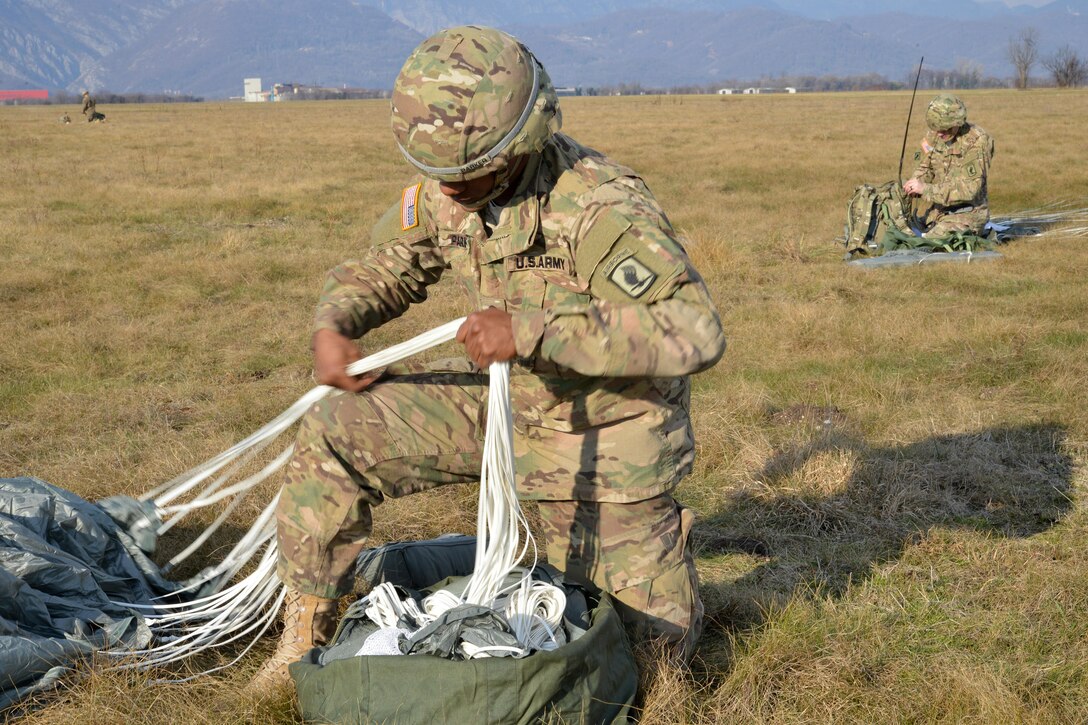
left=311, top=328, right=380, bottom=392
left=903, top=178, right=925, bottom=196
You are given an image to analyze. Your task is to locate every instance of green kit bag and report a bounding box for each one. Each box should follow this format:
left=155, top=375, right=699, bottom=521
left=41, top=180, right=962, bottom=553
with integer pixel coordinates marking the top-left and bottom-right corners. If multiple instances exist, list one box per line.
left=844, top=183, right=882, bottom=256
left=290, top=538, right=638, bottom=724
left=844, top=181, right=916, bottom=257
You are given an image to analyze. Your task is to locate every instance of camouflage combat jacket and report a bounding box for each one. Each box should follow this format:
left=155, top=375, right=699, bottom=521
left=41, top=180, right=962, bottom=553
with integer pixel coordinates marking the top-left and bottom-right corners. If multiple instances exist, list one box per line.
left=313, top=133, right=725, bottom=503
left=911, top=123, right=995, bottom=213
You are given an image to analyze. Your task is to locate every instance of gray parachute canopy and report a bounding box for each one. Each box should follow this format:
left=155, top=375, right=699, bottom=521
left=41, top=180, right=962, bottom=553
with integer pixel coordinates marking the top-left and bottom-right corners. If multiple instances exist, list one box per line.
left=0, top=477, right=174, bottom=710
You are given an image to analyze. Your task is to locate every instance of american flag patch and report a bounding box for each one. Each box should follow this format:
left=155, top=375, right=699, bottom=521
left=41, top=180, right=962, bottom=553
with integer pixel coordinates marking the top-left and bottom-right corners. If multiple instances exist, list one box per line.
left=401, top=182, right=421, bottom=231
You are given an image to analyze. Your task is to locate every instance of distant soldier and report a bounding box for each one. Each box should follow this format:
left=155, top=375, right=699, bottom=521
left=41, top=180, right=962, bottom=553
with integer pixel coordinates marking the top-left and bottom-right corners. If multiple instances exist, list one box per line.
left=81, top=91, right=105, bottom=122
left=59, top=113, right=71, bottom=124
left=81, top=91, right=95, bottom=120
left=842, top=94, right=995, bottom=255
left=903, top=94, right=995, bottom=238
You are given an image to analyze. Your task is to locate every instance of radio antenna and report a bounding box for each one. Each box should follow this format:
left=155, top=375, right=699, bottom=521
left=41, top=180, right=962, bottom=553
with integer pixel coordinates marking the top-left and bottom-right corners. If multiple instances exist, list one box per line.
left=898, top=56, right=925, bottom=182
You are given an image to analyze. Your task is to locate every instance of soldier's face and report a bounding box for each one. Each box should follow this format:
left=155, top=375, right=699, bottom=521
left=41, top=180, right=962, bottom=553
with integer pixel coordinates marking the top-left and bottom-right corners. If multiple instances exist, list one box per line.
left=935, top=125, right=962, bottom=142
left=438, top=173, right=498, bottom=209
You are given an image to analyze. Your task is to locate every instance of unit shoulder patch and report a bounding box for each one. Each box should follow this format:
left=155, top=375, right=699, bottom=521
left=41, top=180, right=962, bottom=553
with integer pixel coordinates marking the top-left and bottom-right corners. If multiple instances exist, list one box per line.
left=604, top=252, right=657, bottom=298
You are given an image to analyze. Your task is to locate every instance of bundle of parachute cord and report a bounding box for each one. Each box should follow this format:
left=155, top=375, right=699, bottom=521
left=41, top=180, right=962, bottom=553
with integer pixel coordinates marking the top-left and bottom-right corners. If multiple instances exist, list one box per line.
left=103, top=317, right=566, bottom=681
left=988, top=200, right=1088, bottom=241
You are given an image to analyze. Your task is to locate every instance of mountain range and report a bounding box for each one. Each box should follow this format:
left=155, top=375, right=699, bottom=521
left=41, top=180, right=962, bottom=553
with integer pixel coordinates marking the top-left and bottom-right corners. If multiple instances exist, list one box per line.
left=1, top=0, right=1085, bottom=98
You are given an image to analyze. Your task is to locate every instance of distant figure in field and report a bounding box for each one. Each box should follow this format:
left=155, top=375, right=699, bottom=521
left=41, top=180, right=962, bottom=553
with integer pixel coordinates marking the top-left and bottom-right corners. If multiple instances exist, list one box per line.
left=843, top=94, right=995, bottom=256
left=81, top=91, right=105, bottom=123
left=59, top=113, right=71, bottom=124
left=902, top=94, right=995, bottom=238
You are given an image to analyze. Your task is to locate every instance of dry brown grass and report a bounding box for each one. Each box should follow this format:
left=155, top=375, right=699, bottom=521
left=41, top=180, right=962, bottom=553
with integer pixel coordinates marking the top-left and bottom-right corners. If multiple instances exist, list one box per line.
left=2, top=88, right=1088, bottom=723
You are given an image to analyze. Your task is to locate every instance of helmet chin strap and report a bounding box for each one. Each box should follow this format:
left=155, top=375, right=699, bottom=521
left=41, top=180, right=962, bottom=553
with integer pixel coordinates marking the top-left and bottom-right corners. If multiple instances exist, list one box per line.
left=456, top=155, right=532, bottom=211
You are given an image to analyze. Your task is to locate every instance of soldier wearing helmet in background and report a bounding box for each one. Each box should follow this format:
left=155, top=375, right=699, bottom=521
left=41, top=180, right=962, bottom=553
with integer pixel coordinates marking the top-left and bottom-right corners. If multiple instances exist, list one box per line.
left=81, top=90, right=105, bottom=123
left=902, top=94, right=995, bottom=238
left=81, top=91, right=95, bottom=120
left=247, top=25, right=725, bottom=691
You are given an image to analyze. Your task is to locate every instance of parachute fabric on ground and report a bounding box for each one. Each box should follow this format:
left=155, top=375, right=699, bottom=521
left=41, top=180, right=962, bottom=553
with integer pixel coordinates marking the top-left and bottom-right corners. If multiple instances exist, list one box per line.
left=0, top=476, right=158, bottom=710
left=986, top=201, right=1088, bottom=242
left=0, top=320, right=466, bottom=707
left=848, top=249, right=1003, bottom=268
left=844, top=200, right=1088, bottom=266
left=2, top=315, right=570, bottom=708
left=100, top=318, right=468, bottom=681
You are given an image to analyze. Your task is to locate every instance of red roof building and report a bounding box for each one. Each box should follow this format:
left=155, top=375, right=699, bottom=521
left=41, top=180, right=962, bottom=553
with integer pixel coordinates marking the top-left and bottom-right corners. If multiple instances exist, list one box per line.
left=0, top=90, right=49, bottom=102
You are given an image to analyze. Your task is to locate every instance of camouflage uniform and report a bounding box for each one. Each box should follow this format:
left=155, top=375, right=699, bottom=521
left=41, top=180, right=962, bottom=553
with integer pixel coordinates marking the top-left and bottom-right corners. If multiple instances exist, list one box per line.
left=81, top=92, right=96, bottom=122
left=909, top=95, right=995, bottom=237
left=276, top=26, right=725, bottom=658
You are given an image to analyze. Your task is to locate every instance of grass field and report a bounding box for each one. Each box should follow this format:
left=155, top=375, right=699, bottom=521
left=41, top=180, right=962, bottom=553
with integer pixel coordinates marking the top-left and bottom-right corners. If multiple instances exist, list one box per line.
left=2, top=88, right=1088, bottom=723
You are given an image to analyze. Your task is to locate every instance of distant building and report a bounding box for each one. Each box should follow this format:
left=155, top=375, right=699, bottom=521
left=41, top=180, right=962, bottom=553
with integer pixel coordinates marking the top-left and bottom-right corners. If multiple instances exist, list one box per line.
left=0, top=89, right=48, bottom=104
left=240, top=78, right=391, bottom=102
left=740, top=87, right=797, bottom=95
left=244, top=78, right=270, bottom=102
left=717, top=88, right=737, bottom=95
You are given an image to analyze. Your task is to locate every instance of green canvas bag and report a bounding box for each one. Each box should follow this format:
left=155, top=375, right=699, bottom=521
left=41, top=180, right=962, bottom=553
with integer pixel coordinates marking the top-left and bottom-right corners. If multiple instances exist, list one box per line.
left=843, top=183, right=882, bottom=257
left=290, top=539, right=638, bottom=724
left=844, top=181, right=924, bottom=258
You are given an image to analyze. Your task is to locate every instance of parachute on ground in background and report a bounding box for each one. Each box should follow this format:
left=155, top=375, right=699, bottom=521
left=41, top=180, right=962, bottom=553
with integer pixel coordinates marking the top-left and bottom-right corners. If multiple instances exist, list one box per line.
left=840, top=196, right=1088, bottom=267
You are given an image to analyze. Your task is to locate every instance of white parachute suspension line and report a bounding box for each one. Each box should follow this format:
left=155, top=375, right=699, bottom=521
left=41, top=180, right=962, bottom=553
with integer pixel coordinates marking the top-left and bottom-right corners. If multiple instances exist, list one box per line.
left=461, top=361, right=529, bottom=606
left=107, top=317, right=562, bottom=673
left=409, top=360, right=566, bottom=654
left=107, top=319, right=466, bottom=678
left=145, top=318, right=467, bottom=564
left=991, top=200, right=1088, bottom=239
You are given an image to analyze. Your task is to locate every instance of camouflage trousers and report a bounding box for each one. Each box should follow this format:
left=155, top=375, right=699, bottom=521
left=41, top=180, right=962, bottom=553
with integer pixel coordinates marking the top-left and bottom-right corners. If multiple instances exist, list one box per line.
left=276, top=360, right=703, bottom=657
left=921, top=204, right=989, bottom=238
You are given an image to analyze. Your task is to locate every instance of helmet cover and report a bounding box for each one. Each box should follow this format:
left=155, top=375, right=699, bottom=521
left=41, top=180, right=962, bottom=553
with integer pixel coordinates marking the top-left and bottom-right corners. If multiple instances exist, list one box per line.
left=390, top=25, right=562, bottom=182
left=925, top=94, right=968, bottom=132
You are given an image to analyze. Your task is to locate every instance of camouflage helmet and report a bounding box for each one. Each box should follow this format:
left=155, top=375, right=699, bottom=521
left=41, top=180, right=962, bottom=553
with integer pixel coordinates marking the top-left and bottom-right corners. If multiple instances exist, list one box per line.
left=925, top=94, right=967, bottom=132
left=390, top=25, right=562, bottom=182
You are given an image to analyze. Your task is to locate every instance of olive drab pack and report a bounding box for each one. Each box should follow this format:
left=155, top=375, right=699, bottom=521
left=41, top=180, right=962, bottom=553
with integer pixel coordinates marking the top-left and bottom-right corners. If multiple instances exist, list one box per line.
left=290, top=538, right=638, bottom=724
left=843, top=181, right=914, bottom=257
left=844, top=183, right=881, bottom=256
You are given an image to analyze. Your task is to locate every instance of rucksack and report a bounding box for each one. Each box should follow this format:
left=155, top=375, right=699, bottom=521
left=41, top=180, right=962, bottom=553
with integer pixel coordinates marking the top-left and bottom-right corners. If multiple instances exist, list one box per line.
left=843, top=181, right=915, bottom=257
left=877, top=181, right=914, bottom=237
left=844, top=183, right=881, bottom=257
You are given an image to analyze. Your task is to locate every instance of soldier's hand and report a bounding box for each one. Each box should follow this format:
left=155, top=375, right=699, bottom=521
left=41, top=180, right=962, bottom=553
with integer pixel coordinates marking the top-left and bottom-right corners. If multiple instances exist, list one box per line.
left=457, top=308, right=516, bottom=368
left=311, top=328, right=380, bottom=392
left=903, top=178, right=925, bottom=196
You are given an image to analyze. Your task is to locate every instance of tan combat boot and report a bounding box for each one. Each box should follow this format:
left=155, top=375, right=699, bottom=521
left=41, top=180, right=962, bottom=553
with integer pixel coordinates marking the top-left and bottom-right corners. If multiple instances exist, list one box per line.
left=245, top=589, right=338, bottom=695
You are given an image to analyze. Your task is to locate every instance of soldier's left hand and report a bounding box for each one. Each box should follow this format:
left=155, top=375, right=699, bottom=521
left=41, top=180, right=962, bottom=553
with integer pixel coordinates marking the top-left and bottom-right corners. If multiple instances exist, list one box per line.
left=457, top=308, right=517, bottom=368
